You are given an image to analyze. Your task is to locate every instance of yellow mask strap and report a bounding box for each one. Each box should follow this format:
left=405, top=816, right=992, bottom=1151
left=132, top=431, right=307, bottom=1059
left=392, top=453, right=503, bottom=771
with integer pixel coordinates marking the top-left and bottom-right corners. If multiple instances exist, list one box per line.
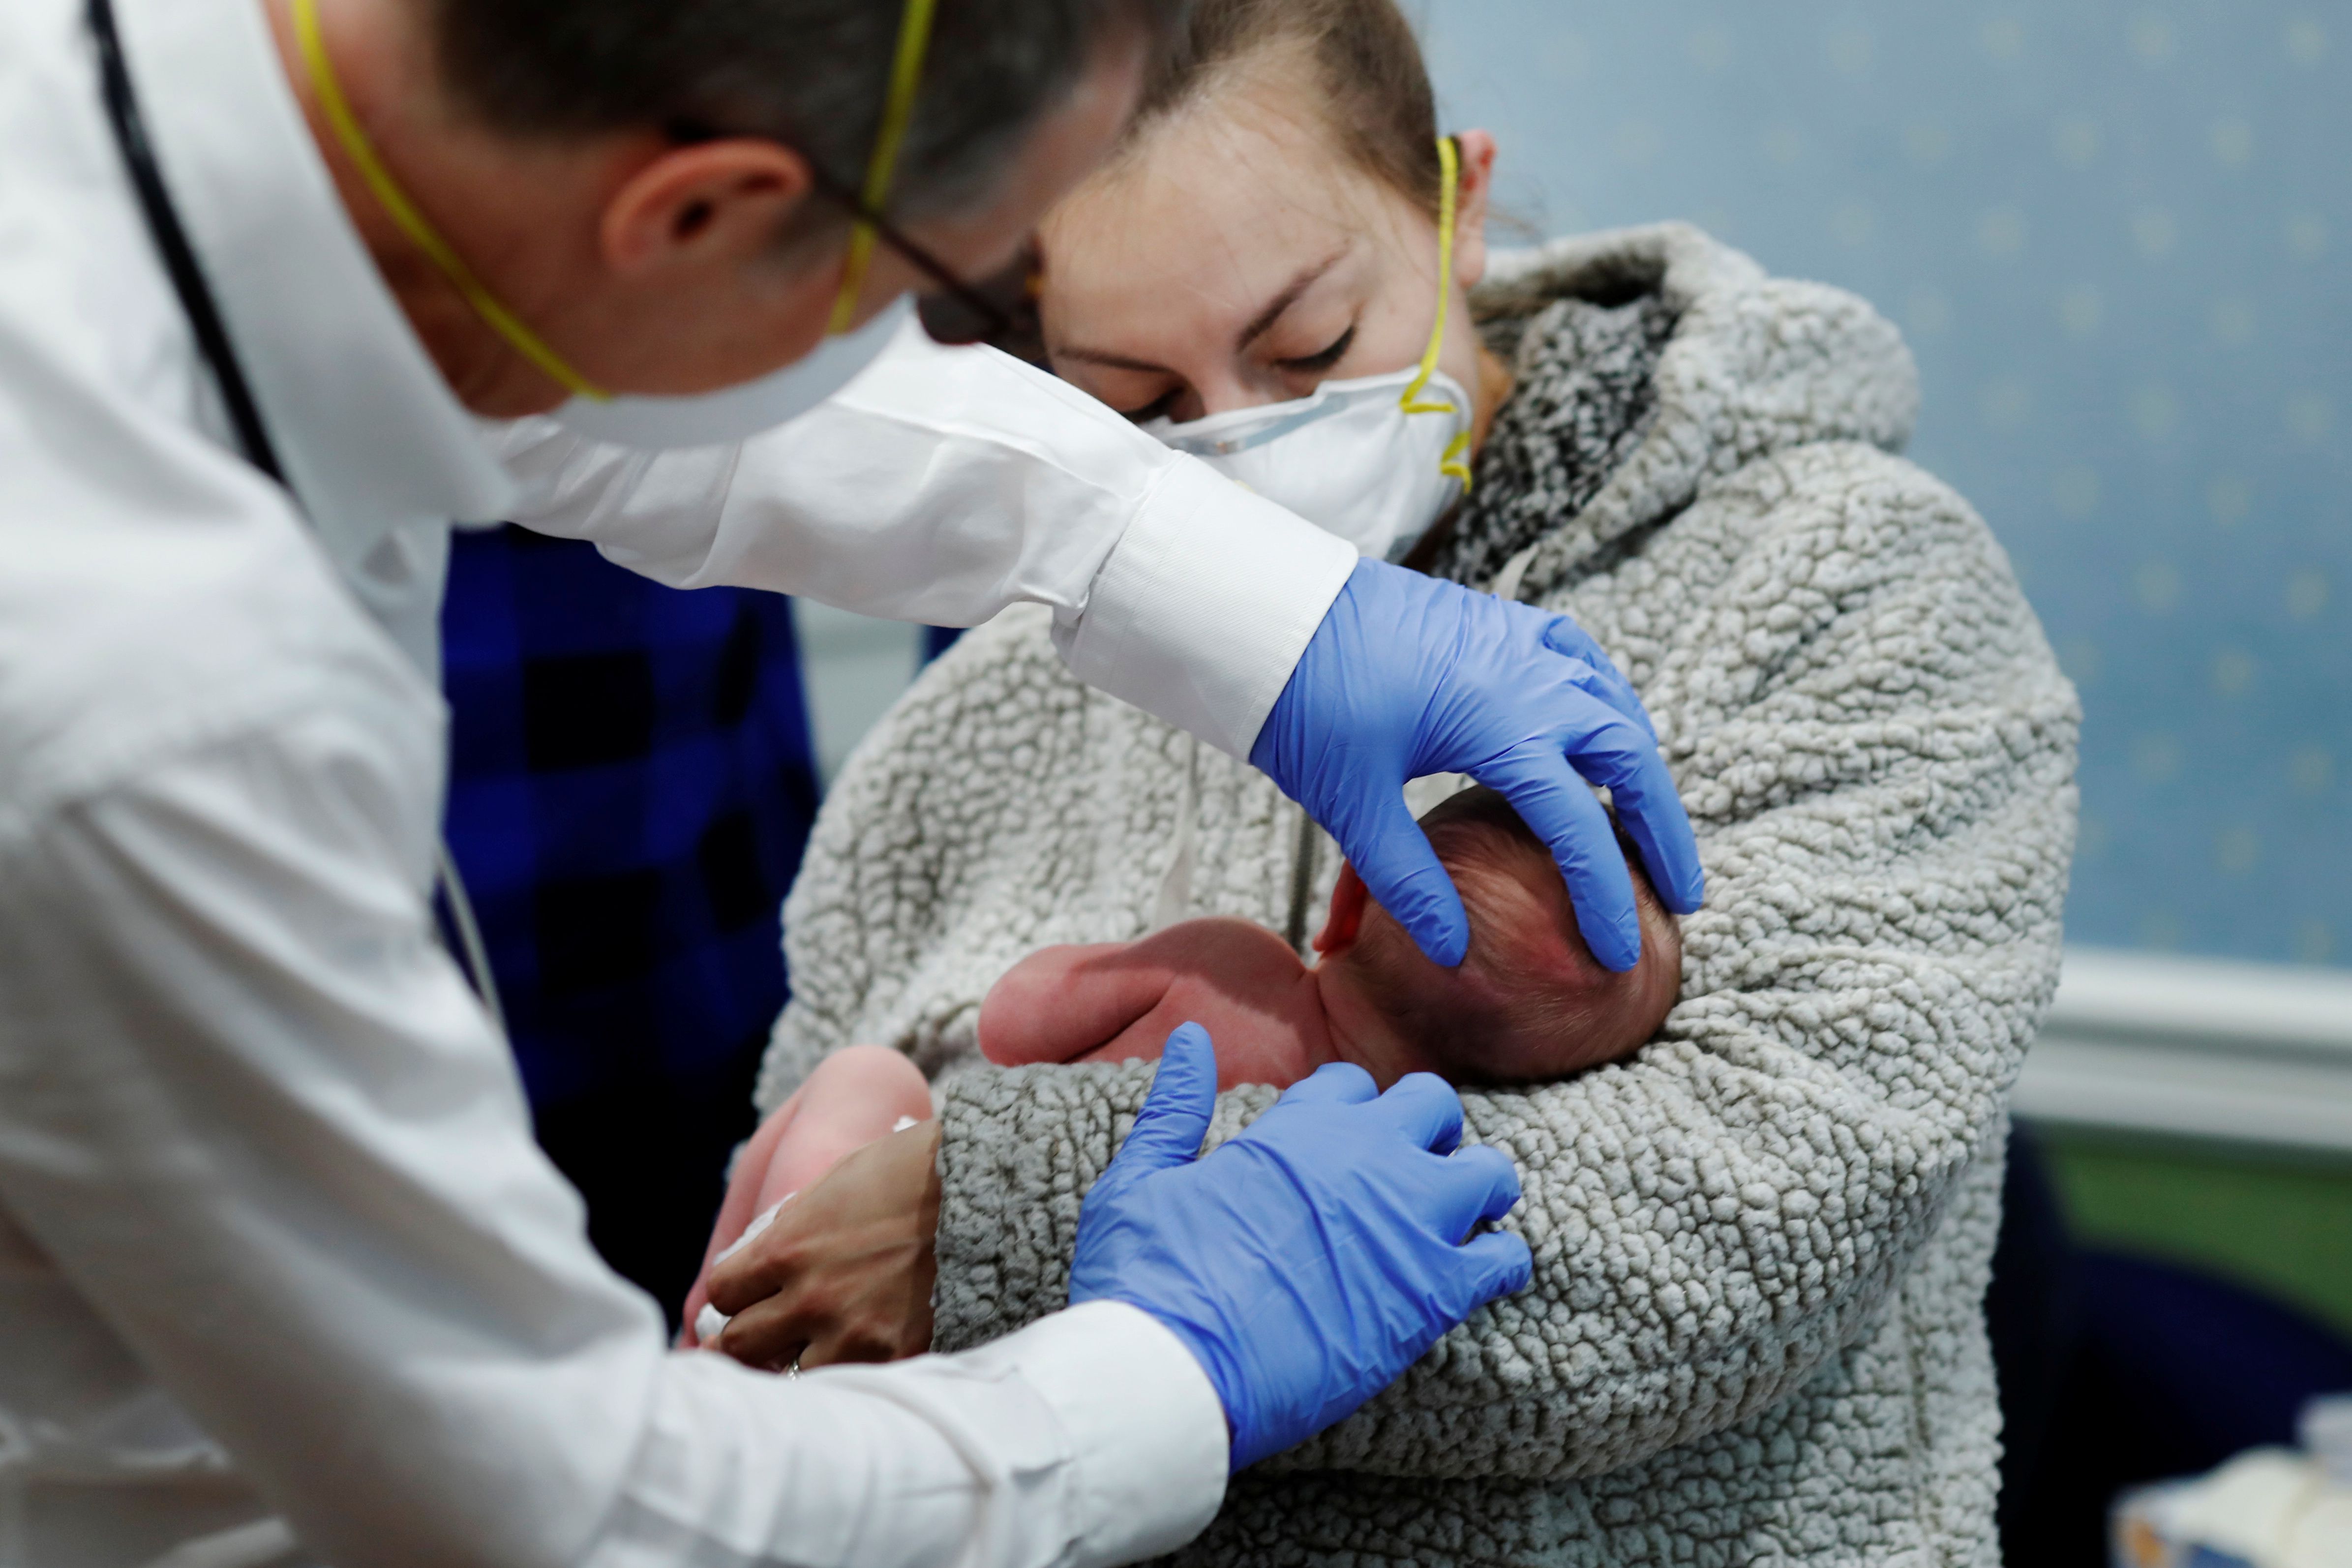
left=1397, top=136, right=1474, bottom=493
left=293, top=0, right=610, bottom=401
left=828, top=0, right=940, bottom=336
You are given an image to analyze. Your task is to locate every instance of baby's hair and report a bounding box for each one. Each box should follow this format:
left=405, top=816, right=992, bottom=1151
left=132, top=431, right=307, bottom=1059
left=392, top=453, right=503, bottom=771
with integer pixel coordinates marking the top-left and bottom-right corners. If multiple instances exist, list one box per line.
left=1125, top=0, right=1447, bottom=221
left=1338, top=787, right=1684, bottom=1083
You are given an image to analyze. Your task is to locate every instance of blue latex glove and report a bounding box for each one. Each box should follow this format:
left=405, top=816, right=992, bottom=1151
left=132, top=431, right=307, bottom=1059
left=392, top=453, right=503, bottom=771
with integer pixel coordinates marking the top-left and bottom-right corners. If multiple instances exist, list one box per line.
left=1251, top=557, right=1705, bottom=970
left=1068, top=1024, right=1531, bottom=1470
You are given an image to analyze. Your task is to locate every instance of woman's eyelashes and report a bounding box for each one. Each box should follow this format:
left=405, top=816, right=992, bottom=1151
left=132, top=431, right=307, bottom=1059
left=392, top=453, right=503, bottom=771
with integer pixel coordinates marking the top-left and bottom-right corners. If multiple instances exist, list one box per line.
left=1105, top=322, right=1357, bottom=422
left=1274, top=323, right=1357, bottom=375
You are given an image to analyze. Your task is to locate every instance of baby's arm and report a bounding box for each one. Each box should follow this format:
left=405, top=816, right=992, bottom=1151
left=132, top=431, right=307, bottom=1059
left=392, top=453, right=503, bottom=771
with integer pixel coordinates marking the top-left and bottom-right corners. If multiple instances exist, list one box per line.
left=976, top=943, right=1175, bottom=1066
left=982, top=921, right=1330, bottom=1088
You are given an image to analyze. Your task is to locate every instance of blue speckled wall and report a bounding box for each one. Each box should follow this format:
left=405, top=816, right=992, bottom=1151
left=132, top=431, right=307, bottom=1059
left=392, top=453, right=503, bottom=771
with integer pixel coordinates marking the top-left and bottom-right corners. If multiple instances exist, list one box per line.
left=1415, top=2, right=2348, bottom=965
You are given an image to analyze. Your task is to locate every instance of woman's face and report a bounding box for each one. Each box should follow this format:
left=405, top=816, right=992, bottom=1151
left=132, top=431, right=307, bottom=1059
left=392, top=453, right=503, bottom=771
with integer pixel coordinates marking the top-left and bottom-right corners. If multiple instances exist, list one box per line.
left=1037, top=60, right=1496, bottom=426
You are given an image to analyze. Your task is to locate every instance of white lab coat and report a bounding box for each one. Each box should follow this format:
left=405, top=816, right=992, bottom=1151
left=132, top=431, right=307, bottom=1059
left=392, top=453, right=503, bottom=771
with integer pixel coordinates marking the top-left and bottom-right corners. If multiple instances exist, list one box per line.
left=0, top=0, right=1359, bottom=1563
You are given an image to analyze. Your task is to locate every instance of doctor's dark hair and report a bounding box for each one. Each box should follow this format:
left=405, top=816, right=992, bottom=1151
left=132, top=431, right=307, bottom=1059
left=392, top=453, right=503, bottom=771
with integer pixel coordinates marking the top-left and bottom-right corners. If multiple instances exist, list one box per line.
left=1128, top=0, right=1444, bottom=217
left=431, top=0, right=1187, bottom=244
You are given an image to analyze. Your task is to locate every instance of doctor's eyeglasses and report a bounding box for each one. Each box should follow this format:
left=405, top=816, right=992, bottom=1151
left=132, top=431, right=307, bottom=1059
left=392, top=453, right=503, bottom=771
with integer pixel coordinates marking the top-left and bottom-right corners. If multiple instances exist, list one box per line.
left=665, top=120, right=1045, bottom=358
left=801, top=161, right=1045, bottom=358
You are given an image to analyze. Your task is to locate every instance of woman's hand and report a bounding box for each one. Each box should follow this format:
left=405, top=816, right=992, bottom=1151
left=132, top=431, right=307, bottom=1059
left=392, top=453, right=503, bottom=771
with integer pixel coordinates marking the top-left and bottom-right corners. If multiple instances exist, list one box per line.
left=704, top=1119, right=942, bottom=1372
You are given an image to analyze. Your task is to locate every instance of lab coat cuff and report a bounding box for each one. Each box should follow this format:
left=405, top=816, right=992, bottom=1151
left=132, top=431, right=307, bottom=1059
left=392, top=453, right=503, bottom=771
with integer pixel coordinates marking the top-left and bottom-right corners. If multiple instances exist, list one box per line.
left=1010, top=1300, right=1229, bottom=1567
left=1059, top=459, right=1357, bottom=759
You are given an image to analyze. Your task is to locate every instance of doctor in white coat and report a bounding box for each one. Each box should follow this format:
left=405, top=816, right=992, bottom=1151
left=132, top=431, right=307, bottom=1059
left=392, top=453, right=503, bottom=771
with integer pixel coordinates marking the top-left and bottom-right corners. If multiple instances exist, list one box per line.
left=0, top=0, right=1706, bottom=1564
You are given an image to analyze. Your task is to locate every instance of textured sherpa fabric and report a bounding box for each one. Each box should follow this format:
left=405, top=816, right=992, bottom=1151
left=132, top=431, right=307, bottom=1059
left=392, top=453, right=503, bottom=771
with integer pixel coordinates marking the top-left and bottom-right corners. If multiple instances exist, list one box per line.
left=1422, top=289, right=1677, bottom=591
left=763, top=223, right=2080, bottom=1567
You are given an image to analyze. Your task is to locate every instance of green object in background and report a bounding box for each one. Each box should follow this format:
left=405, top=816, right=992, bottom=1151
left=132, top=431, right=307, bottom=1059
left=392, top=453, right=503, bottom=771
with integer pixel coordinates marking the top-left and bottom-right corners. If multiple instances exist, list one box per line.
left=2036, top=1126, right=2352, bottom=1337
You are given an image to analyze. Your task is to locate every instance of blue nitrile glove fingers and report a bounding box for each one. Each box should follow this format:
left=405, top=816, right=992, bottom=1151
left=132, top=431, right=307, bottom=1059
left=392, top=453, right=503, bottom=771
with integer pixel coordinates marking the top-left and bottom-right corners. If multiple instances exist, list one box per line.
left=1538, top=615, right=1658, bottom=744
left=1094, top=1020, right=1220, bottom=1182
left=1366, top=1074, right=1533, bottom=1243
left=1251, top=559, right=1705, bottom=971
left=1361, top=1067, right=1465, bottom=1154
left=1533, top=618, right=1703, bottom=917
left=1468, top=744, right=1643, bottom=965
left=1068, top=1027, right=1532, bottom=1470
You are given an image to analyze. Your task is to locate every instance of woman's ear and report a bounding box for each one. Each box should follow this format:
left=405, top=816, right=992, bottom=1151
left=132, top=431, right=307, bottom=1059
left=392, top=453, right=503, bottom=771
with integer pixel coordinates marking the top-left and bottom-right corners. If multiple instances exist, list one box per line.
left=600, top=137, right=818, bottom=281
left=1450, top=129, right=1500, bottom=291
left=1314, top=862, right=1372, bottom=956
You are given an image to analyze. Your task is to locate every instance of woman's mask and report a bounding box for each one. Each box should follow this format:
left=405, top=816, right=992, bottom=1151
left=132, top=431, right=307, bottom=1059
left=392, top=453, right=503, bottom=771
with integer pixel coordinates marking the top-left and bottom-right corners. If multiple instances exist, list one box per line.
left=1143, top=363, right=1474, bottom=562
left=1142, top=137, right=1475, bottom=563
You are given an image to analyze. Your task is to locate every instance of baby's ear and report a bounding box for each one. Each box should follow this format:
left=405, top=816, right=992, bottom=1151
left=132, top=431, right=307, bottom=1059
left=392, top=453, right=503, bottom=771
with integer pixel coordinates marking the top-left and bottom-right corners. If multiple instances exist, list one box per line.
left=1315, top=863, right=1371, bottom=956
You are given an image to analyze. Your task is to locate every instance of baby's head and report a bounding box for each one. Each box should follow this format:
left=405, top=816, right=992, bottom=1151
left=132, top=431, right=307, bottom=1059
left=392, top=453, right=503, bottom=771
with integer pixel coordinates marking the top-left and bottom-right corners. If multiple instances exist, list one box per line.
left=1316, top=787, right=1683, bottom=1085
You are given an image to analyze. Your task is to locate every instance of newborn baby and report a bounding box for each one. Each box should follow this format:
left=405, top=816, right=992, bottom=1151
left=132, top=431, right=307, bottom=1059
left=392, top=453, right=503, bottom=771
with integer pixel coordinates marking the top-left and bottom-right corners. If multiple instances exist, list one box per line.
left=981, top=785, right=1683, bottom=1088
left=686, top=787, right=1681, bottom=1348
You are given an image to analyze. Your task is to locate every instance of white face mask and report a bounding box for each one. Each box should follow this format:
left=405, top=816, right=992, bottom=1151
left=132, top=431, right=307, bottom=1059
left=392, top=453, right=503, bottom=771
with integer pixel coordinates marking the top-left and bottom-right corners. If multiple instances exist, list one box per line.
left=1144, top=364, right=1474, bottom=562
left=1143, top=136, right=1476, bottom=563
left=551, top=297, right=913, bottom=451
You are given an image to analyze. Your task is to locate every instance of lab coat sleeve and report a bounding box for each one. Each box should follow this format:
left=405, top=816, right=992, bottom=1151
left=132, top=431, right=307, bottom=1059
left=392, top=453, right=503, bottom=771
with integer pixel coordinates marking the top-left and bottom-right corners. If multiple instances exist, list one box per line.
left=0, top=697, right=1227, bottom=1568
left=489, top=325, right=1358, bottom=760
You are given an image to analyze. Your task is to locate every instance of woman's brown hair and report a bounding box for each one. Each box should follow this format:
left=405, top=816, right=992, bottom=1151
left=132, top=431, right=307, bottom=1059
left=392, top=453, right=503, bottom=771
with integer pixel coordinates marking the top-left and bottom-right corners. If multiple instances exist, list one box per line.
left=1132, top=0, right=1447, bottom=217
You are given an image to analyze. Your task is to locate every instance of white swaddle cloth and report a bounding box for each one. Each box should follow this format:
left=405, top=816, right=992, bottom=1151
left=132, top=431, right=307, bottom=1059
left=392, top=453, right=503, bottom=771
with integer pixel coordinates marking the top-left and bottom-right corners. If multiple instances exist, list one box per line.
left=693, top=1114, right=922, bottom=1350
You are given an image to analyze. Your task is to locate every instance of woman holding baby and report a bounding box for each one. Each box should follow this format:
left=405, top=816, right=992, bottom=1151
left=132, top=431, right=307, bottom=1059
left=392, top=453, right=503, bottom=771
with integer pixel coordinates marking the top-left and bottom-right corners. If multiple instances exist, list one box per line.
left=701, top=1, right=2079, bottom=1563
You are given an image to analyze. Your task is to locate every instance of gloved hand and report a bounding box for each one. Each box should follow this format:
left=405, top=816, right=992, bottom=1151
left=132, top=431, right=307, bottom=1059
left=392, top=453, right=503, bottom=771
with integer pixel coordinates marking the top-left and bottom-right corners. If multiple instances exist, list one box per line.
left=1251, top=557, right=1705, bottom=970
left=1068, top=1024, right=1531, bottom=1471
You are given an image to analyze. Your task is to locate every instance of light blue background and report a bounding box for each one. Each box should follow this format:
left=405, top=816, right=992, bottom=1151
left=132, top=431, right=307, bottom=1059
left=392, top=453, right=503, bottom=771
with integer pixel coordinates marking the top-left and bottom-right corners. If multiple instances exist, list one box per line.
left=1415, top=2, right=2348, bottom=966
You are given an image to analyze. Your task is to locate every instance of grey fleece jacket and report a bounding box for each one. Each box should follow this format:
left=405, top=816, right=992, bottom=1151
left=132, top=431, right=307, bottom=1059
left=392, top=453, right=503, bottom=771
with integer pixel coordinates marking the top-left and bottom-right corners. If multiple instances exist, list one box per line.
left=761, top=224, right=2080, bottom=1567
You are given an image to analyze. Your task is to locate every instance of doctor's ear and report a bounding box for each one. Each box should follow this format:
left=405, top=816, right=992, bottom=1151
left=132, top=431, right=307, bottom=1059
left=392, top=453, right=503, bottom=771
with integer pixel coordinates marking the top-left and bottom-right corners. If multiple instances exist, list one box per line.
left=1449, top=130, right=1499, bottom=293
left=1314, top=863, right=1373, bottom=957
left=600, top=138, right=820, bottom=279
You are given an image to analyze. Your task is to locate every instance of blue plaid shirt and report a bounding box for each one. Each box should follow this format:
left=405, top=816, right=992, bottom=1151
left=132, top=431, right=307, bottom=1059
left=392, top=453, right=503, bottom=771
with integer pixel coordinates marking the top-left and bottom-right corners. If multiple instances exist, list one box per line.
left=441, top=525, right=819, bottom=1321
